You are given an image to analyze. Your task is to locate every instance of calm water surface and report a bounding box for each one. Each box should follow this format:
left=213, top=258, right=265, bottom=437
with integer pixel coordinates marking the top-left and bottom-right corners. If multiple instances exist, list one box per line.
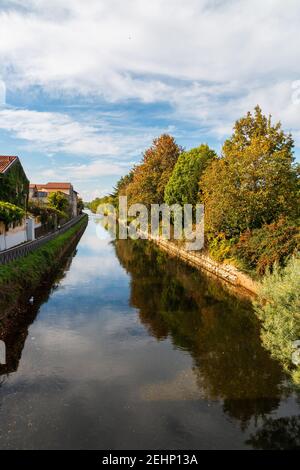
left=0, top=213, right=299, bottom=449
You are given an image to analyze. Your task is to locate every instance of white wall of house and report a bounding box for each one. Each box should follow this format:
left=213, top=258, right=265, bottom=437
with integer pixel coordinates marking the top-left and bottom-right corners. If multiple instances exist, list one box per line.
left=0, top=218, right=37, bottom=251
left=0, top=221, right=27, bottom=251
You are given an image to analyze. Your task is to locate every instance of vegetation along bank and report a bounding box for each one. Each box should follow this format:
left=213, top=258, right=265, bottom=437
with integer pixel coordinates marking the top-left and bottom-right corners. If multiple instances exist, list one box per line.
left=0, top=214, right=88, bottom=320
left=87, top=106, right=300, bottom=384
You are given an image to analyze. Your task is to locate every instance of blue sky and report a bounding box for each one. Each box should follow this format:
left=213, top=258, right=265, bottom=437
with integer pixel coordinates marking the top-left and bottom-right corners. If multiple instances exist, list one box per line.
left=0, top=0, right=299, bottom=201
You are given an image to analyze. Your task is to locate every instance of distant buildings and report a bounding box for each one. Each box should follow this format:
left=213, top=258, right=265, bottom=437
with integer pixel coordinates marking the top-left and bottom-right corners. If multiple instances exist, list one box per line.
left=29, top=182, right=78, bottom=217
left=0, top=155, right=80, bottom=251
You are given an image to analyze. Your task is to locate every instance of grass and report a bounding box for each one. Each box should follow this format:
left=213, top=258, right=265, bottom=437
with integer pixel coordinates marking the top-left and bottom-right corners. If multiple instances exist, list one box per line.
left=0, top=215, right=87, bottom=315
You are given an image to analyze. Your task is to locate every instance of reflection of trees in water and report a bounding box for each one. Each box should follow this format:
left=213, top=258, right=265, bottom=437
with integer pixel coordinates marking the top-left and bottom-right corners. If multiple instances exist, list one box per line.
left=114, top=239, right=287, bottom=429
left=0, top=248, right=78, bottom=381
left=247, top=415, right=300, bottom=449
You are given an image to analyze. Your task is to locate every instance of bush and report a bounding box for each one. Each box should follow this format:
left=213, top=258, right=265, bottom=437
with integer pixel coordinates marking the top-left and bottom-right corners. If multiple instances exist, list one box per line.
left=254, top=256, right=300, bottom=380
left=233, top=217, right=299, bottom=275
left=28, top=200, right=66, bottom=225
left=208, top=232, right=236, bottom=262
left=0, top=201, right=25, bottom=230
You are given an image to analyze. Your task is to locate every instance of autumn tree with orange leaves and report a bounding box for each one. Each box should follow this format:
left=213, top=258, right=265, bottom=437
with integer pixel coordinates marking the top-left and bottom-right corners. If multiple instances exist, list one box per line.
left=126, top=134, right=182, bottom=206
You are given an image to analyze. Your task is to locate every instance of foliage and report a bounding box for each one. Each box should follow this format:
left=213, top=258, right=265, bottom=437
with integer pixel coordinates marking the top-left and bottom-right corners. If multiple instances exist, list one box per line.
left=207, top=232, right=237, bottom=263
left=233, top=217, right=299, bottom=275
left=164, top=144, right=216, bottom=207
left=114, top=237, right=284, bottom=423
left=126, top=134, right=182, bottom=206
left=201, top=106, right=299, bottom=237
left=47, top=191, right=69, bottom=216
left=0, top=201, right=25, bottom=230
left=27, top=200, right=66, bottom=225
left=0, top=216, right=88, bottom=313
left=111, top=171, right=134, bottom=201
left=0, top=159, right=29, bottom=208
left=87, top=195, right=115, bottom=213
left=254, top=255, right=300, bottom=380
left=77, top=197, right=84, bottom=214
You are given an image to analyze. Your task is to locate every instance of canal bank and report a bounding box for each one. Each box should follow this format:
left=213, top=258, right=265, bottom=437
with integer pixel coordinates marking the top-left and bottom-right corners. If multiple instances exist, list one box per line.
left=0, top=214, right=88, bottom=320
left=147, top=235, right=259, bottom=297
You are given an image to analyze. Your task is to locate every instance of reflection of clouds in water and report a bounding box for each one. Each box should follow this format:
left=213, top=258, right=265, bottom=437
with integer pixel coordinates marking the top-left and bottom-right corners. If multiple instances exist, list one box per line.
left=78, top=233, right=111, bottom=251
left=60, top=255, right=123, bottom=285
left=56, top=222, right=128, bottom=286
left=139, top=369, right=205, bottom=402
left=8, top=311, right=142, bottom=384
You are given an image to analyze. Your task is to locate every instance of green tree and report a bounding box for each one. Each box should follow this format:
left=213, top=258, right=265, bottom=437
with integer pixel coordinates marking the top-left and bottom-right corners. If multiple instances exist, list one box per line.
left=164, top=144, right=216, bottom=206
left=201, top=106, right=299, bottom=236
left=77, top=197, right=84, bottom=215
left=126, top=134, right=182, bottom=206
left=110, top=171, right=134, bottom=208
left=48, top=191, right=69, bottom=214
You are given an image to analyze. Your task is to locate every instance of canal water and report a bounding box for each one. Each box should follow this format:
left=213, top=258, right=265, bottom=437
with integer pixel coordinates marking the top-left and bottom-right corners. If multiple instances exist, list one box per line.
left=0, top=213, right=299, bottom=449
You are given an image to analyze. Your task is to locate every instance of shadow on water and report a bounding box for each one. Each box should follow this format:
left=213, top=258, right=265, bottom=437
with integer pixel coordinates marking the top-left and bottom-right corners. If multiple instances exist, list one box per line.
left=113, top=239, right=298, bottom=438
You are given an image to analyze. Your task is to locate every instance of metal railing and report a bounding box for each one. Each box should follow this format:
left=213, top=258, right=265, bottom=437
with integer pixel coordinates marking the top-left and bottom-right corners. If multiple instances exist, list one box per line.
left=0, top=214, right=86, bottom=265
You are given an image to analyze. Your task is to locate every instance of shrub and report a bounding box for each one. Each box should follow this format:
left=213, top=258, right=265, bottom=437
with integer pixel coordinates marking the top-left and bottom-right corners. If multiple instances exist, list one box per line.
left=233, top=217, right=299, bottom=275
left=254, top=255, right=300, bottom=380
left=0, top=201, right=25, bottom=230
left=27, top=201, right=66, bottom=226
left=207, top=232, right=236, bottom=262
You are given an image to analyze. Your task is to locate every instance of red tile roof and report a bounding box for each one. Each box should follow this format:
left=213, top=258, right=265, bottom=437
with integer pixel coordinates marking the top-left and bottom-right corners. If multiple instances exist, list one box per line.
left=0, top=155, right=18, bottom=174
left=29, top=183, right=44, bottom=189
left=45, top=182, right=72, bottom=190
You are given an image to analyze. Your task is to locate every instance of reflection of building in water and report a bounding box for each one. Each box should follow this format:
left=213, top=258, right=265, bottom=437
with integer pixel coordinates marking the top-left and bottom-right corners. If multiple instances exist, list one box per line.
left=114, top=238, right=286, bottom=430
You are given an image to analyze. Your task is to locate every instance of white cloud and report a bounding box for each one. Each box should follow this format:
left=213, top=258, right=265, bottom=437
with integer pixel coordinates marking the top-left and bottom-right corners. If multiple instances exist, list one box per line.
left=0, top=1, right=299, bottom=91
left=0, top=108, right=119, bottom=155
left=0, top=79, right=6, bottom=106
left=0, top=0, right=299, bottom=140
left=0, top=0, right=299, bottom=202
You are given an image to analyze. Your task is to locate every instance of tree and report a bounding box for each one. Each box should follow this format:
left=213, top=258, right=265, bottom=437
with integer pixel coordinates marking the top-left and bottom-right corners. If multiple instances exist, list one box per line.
left=77, top=197, right=84, bottom=215
left=110, top=171, right=134, bottom=208
left=126, top=134, right=182, bottom=206
left=48, top=191, right=69, bottom=214
left=201, top=106, right=299, bottom=237
left=164, top=144, right=216, bottom=207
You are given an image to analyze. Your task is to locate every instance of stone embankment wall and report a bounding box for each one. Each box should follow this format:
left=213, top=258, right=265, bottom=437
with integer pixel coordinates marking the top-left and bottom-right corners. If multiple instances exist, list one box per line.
left=149, top=235, right=259, bottom=296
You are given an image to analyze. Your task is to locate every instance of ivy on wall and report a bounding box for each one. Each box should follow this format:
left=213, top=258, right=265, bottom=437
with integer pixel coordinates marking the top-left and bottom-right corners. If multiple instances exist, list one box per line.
left=0, top=160, right=29, bottom=208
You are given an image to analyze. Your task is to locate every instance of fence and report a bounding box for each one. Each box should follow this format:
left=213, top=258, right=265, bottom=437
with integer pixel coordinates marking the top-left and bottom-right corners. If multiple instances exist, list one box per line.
left=0, top=214, right=86, bottom=265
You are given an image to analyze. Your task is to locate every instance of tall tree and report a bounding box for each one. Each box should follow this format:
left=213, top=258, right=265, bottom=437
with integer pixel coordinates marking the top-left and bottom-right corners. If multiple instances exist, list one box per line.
left=110, top=171, right=134, bottom=205
left=201, top=106, right=298, bottom=236
left=164, top=144, right=216, bottom=207
left=126, top=134, right=182, bottom=206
